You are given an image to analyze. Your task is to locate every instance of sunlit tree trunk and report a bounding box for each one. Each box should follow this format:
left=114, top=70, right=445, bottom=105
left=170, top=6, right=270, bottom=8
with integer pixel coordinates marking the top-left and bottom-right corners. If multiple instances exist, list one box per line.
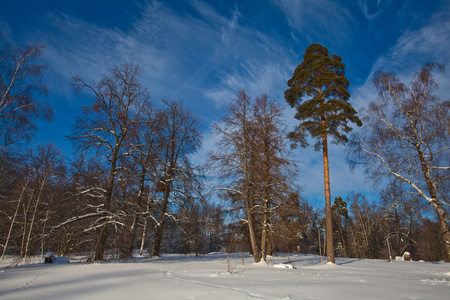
left=322, top=124, right=335, bottom=263
left=24, top=174, right=47, bottom=259
left=1, top=178, right=30, bottom=260
left=260, top=201, right=269, bottom=261
left=139, top=195, right=152, bottom=256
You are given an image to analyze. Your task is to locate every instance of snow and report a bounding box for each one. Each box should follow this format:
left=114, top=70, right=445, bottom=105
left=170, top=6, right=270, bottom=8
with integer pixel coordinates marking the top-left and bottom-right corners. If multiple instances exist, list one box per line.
left=0, top=253, right=448, bottom=299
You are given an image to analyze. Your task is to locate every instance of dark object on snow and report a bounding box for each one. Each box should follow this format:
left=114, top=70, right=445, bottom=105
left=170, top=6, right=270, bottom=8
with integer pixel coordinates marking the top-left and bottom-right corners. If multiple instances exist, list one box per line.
left=44, top=252, right=55, bottom=263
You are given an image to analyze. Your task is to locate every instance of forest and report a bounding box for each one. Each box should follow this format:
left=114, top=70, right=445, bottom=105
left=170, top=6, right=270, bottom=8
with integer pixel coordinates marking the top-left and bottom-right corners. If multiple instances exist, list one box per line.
left=1, top=38, right=449, bottom=264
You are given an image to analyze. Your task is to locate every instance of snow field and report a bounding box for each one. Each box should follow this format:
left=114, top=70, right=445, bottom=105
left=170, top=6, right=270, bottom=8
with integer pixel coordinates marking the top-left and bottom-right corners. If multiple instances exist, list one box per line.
left=0, top=253, right=448, bottom=299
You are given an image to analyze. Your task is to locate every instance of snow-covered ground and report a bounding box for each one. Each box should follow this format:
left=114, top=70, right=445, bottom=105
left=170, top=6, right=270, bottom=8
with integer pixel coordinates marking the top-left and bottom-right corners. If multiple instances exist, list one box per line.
left=0, top=253, right=448, bottom=299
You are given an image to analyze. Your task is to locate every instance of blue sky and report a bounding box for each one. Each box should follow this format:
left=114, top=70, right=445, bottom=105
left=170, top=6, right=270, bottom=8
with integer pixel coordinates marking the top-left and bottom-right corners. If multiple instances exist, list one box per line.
left=1, top=0, right=449, bottom=207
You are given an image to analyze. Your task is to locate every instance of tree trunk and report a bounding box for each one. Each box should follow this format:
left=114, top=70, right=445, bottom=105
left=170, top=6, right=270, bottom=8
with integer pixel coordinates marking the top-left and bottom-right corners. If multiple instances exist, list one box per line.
left=152, top=181, right=170, bottom=257
left=95, top=153, right=118, bottom=261
left=123, top=166, right=147, bottom=258
left=24, top=176, right=46, bottom=259
left=322, top=132, right=335, bottom=263
left=1, top=179, right=30, bottom=260
left=414, top=134, right=450, bottom=261
left=40, top=207, right=50, bottom=259
left=261, top=204, right=268, bottom=261
left=243, top=110, right=260, bottom=263
left=95, top=226, right=107, bottom=260
left=245, top=197, right=260, bottom=263
left=431, top=200, right=450, bottom=261
left=139, top=195, right=152, bottom=256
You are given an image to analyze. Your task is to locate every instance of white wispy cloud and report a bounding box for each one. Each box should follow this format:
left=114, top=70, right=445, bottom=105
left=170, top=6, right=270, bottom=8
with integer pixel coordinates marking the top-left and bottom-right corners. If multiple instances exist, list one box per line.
left=357, top=0, right=394, bottom=21
left=390, top=9, right=450, bottom=68
left=366, top=3, right=449, bottom=74
left=204, top=58, right=293, bottom=108
left=31, top=0, right=294, bottom=112
left=356, top=2, right=450, bottom=105
left=24, top=2, right=212, bottom=101
left=273, top=0, right=354, bottom=46
left=190, top=0, right=241, bottom=48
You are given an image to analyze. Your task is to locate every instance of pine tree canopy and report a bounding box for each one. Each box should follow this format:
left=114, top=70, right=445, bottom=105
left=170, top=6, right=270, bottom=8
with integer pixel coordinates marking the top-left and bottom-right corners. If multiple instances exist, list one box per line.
left=285, top=43, right=362, bottom=148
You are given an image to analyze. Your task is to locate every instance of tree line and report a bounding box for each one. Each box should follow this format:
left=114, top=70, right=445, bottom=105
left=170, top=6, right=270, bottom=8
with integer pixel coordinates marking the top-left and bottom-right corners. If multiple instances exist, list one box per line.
left=1, top=38, right=449, bottom=262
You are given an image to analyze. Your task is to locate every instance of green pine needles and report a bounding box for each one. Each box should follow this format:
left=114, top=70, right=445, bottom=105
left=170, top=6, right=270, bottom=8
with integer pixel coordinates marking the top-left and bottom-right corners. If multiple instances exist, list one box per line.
left=285, top=43, right=362, bottom=149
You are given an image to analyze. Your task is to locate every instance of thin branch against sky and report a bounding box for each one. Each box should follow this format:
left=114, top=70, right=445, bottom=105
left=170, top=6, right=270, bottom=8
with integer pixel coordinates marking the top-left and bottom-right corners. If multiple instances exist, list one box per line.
left=1, top=0, right=448, bottom=205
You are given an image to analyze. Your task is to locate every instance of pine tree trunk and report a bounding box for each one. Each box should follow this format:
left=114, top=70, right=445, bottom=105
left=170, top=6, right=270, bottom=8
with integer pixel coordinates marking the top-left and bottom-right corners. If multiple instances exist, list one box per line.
left=322, top=132, right=335, bottom=263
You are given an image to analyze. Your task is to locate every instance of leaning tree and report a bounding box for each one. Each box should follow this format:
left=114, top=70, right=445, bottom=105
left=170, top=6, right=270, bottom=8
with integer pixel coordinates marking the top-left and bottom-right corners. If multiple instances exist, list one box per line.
left=285, top=43, right=362, bottom=263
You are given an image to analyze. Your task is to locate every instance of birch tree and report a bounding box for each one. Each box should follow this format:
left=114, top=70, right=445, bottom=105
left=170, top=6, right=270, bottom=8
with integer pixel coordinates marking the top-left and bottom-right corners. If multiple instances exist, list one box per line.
left=0, top=38, right=52, bottom=150
left=350, top=63, right=450, bottom=261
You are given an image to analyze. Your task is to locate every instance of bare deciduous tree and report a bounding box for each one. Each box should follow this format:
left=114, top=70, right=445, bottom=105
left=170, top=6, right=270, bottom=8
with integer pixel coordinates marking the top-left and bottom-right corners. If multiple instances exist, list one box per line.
left=350, top=63, right=450, bottom=261
left=0, top=38, right=52, bottom=150
left=209, top=90, right=299, bottom=262
left=69, top=63, right=149, bottom=260
left=152, top=99, right=202, bottom=257
left=251, top=94, right=297, bottom=261
left=208, top=90, right=261, bottom=262
left=1, top=143, right=65, bottom=260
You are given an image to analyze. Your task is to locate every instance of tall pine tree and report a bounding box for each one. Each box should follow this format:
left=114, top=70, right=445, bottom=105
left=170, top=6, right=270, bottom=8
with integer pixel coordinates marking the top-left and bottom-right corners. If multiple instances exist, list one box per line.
left=285, top=43, right=362, bottom=263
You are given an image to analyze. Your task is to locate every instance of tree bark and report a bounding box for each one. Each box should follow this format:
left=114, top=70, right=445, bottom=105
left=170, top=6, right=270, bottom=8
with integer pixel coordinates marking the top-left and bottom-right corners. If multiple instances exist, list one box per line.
left=24, top=175, right=47, bottom=259
left=432, top=201, right=450, bottom=261
left=124, top=166, right=147, bottom=258
left=139, top=194, right=152, bottom=256
left=261, top=202, right=269, bottom=261
left=95, top=151, right=118, bottom=261
left=152, top=176, right=171, bottom=257
left=412, top=117, right=450, bottom=261
left=245, top=194, right=260, bottom=263
left=1, top=179, right=30, bottom=260
left=322, top=132, right=335, bottom=263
